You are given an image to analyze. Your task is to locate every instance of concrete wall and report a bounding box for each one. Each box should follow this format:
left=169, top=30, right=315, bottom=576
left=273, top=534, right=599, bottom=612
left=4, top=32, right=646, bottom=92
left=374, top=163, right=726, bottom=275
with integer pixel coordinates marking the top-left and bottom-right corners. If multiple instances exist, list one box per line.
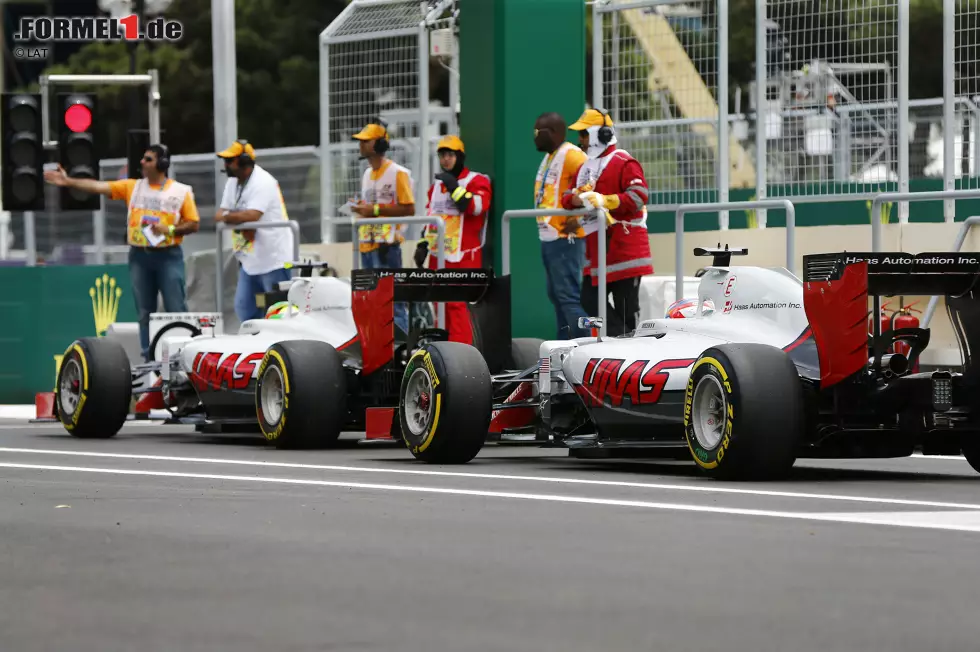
left=301, top=221, right=980, bottom=367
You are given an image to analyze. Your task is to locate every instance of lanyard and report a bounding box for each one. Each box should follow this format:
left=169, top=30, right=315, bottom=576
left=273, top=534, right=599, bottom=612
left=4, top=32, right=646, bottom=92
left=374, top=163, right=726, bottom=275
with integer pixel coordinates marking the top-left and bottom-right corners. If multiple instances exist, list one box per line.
left=234, top=174, right=251, bottom=209
left=536, top=150, right=559, bottom=207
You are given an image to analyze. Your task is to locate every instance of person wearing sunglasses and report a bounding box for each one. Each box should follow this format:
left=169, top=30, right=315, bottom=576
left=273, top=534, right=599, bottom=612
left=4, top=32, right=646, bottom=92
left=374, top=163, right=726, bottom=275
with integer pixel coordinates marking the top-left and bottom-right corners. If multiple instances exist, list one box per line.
left=44, top=144, right=200, bottom=362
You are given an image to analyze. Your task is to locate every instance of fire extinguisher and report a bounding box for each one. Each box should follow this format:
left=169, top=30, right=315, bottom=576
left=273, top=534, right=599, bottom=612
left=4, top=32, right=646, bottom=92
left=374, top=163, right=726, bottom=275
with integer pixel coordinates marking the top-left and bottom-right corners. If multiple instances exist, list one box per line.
left=870, top=301, right=892, bottom=337
left=891, top=302, right=921, bottom=373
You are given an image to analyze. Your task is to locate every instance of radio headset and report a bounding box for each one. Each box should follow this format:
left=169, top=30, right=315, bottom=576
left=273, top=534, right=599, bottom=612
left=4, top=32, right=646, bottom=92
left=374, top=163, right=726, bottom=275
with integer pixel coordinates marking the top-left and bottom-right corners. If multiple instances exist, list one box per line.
left=234, top=138, right=254, bottom=165
left=373, top=118, right=390, bottom=155
left=155, top=143, right=171, bottom=173
left=595, top=108, right=614, bottom=145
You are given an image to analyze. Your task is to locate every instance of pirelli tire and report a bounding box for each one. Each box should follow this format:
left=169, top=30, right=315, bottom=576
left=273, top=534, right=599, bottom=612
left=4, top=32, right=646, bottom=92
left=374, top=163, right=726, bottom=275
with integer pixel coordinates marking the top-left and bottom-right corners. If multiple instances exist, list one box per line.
left=55, top=337, right=132, bottom=439
left=255, top=340, right=347, bottom=450
left=683, top=343, right=804, bottom=481
left=399, top=341, right=493, bottom=464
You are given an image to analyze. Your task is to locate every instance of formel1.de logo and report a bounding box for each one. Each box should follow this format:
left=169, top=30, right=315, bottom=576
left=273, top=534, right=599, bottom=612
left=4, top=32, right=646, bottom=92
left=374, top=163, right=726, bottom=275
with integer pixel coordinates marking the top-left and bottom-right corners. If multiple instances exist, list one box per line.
left=14, top=14, right=183, bottom=43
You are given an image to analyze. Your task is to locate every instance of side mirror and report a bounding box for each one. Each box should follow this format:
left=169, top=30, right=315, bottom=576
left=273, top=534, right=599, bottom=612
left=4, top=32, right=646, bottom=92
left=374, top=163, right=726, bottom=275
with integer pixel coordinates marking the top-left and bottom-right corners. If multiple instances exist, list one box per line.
left=578, top=316, right=604, bottom=330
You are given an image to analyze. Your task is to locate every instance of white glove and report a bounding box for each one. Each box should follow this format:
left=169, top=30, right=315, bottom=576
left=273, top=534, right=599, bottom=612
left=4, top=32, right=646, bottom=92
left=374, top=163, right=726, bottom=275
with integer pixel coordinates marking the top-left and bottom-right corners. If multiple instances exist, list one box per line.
left=578, top=191, right=606, bottom=210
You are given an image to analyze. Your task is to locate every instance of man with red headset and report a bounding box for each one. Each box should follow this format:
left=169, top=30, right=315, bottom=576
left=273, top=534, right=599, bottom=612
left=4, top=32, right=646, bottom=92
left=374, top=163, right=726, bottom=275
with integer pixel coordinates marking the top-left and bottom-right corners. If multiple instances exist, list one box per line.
left=415, top=135, right=493, bottom=344
left=561, top=108, right=653, bottom=336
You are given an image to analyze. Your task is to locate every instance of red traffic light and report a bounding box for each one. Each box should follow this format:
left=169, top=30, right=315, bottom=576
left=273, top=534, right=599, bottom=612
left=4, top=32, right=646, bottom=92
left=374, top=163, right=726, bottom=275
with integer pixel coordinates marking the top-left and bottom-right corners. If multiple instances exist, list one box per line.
left=65, top=104, right=92, bottom=133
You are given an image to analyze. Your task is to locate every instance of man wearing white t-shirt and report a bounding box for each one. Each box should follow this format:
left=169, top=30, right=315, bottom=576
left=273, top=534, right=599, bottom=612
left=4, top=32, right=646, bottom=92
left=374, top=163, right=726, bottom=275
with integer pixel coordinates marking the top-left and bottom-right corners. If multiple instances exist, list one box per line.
left=215, top=139, right=294, bottom=323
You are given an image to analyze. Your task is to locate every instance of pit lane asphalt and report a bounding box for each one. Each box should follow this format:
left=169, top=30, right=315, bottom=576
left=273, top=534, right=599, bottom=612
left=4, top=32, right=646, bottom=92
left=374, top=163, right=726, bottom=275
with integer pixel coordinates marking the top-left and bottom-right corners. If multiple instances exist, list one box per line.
left=2, top=420, right=979, bottom=652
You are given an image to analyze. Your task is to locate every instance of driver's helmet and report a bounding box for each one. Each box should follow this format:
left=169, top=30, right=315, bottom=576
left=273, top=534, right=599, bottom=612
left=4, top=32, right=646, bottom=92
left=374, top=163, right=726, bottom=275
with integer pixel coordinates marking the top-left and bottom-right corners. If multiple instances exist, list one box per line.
left=265, top=301, right=298, bottom=319
left=666, top=298, right=715, bottom=319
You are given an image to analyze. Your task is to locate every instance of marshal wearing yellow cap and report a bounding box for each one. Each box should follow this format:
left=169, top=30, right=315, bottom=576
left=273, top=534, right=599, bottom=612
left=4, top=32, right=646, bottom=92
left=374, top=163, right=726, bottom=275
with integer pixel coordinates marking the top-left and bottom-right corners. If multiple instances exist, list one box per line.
left=215, top=138, right=295, bottom=324
left=350, top=119, right=416, bottom=335
left=561, top=108, right=654, bottom=336
left=414, top=134, right=493, bottom=346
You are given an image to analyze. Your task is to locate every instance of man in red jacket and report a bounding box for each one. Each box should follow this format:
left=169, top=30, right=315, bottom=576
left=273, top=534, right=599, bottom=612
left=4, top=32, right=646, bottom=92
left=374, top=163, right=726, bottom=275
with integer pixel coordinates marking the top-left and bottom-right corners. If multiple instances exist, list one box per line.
left=561, top=108, right=653, bottom=336
left=415, top=135, right=493, bottom=344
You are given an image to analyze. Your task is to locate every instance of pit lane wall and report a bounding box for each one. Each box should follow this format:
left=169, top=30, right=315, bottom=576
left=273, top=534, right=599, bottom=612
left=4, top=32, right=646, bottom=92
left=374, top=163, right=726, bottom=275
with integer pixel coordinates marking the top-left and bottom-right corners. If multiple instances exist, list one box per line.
left=0, top=265, right=138, bottom=404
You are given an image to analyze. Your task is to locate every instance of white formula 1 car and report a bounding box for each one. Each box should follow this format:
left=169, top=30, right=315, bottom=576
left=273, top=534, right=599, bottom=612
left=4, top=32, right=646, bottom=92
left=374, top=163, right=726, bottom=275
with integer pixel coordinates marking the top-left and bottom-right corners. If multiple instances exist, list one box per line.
left=54, top=262, right=538, bottom=449
left=396, top=246, right=980, bottom=480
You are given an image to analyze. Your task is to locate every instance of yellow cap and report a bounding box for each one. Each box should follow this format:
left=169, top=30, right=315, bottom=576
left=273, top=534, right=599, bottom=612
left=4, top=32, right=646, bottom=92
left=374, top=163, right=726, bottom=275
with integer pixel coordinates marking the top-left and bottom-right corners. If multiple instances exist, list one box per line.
left=436, top=135, right=465, bottom=153
left=352, top=123, right=389, bottom=141
left=568, top=108, right=613, bottom=131
left=216, top=140, right=256, bottom=160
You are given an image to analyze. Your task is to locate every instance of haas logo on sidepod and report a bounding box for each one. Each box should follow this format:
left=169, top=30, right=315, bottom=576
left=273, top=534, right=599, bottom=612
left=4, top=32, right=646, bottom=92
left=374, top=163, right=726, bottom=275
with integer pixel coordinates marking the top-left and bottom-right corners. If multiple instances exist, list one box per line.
left=191, top=352, right=264, bottom=391
left=575, top=358, right=697, bottom=408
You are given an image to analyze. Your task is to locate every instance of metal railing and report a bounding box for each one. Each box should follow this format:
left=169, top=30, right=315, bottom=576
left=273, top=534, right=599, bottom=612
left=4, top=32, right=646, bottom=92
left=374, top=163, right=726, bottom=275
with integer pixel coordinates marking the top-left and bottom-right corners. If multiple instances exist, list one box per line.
left=674, top=200, right=797, bottom=296
left=323, top=215, right=448, bottom=328
left=870, top=190, right=980, bottom=252
left=215, top=221, right=301, bottom=316
left=500, top=208, right=603, bottom=336
left=922, top=215, right=980, bottom=328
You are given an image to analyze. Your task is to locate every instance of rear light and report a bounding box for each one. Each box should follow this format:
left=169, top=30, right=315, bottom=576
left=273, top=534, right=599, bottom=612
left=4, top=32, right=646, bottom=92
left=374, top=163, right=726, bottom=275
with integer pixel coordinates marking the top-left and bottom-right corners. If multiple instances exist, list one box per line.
left=932, top=371, right=952, bottom=412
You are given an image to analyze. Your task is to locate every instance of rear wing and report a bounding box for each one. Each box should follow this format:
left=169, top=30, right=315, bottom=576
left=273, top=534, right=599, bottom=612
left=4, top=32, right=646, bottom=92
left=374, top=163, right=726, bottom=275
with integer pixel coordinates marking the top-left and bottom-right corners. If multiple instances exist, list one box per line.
left=803, top=252, right=980, bottom=296
left=802, top=251, right=980, bottom=389
left=350, top=268, right=513, bottom=375
left=351, top=268, right=493, bottom=303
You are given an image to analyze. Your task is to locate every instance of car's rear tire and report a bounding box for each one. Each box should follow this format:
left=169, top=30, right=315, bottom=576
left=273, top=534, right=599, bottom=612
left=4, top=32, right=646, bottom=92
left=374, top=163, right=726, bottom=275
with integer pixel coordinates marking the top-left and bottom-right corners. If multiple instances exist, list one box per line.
left=255, top=340, right=347, bottom=449
left=683, top=343, right=804, bottom=480
left=510, top=337, right=544, bottom=371
left=399, top=341, right=492, bottom=464
left=960, top=438, right=980, bottom=474
left=55, top=337, right=132, bottom=438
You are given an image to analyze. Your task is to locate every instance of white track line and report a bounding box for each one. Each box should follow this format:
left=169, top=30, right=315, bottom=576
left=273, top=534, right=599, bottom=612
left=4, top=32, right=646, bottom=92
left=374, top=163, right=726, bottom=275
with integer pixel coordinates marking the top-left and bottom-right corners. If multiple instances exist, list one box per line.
left=3, top=461, right=980, bottom=533
left=0, top=446, right=978, bottom=511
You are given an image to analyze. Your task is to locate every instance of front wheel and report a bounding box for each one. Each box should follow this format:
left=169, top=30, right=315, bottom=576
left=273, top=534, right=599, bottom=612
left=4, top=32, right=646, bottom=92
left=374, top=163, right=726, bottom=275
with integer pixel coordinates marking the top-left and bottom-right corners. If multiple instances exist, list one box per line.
left=55, top=337, right=132, bottom=438
left=684, top=343, right=804, bottom=480
left=399, top=341, right=493, bottom=464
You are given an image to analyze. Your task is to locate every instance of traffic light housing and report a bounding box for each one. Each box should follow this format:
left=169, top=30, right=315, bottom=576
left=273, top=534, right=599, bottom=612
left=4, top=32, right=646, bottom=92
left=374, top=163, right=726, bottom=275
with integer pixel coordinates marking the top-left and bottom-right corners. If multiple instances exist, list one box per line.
left=58, top=93, right=100, bottom=211
left=1, top=93, right=45, bottom=211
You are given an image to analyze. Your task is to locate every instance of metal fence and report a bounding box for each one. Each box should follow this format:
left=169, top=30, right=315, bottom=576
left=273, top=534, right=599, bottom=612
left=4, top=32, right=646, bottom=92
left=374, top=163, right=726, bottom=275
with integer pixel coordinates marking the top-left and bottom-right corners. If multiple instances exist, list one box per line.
left=593, top=0, right=980, bottom=225
left=5, top=0, right=980, bottom=266
left=318, top=0, right=459, bottom=243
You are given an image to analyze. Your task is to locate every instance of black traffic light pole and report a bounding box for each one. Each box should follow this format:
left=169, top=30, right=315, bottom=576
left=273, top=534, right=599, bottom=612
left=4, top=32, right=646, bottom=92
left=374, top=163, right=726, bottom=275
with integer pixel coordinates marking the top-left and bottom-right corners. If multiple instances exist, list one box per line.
left=25, top=70, right=162, bottom=265
left=1, top=93, right=44, bottom=264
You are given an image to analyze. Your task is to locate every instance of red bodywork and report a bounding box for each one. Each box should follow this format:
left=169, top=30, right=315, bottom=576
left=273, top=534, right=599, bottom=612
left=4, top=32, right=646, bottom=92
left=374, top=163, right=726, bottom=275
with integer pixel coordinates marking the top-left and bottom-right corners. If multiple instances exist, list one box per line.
left=351, top=274, right=395, bottom=376
left=365, top=407, right=398, bottom=440
left=803, top=260, right=870, bottom=389
left=489, top=382, right=536, bottom=434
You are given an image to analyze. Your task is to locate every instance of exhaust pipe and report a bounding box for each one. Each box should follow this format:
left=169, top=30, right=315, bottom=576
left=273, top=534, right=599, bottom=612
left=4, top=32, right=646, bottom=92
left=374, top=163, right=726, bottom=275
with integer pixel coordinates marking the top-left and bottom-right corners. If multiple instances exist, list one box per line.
left=879, top=353, right=909, bottom=378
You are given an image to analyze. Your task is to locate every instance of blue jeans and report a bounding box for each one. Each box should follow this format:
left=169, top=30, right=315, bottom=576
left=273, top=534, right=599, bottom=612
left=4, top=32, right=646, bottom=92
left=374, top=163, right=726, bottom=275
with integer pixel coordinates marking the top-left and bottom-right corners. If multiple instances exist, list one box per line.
left=235, top=265, right=293, bottom=324
left=360, top=245, right=409, bottom=335
left=129, top=246, right=188, bottom=361
left=541, top=238, right=590, bottom=339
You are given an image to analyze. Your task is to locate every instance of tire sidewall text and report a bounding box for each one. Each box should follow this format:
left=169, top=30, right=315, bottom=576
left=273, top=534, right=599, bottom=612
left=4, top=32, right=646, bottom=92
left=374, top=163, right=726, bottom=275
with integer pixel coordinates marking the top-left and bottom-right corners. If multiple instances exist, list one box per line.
left=684, top=354, right=737, bottom=470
